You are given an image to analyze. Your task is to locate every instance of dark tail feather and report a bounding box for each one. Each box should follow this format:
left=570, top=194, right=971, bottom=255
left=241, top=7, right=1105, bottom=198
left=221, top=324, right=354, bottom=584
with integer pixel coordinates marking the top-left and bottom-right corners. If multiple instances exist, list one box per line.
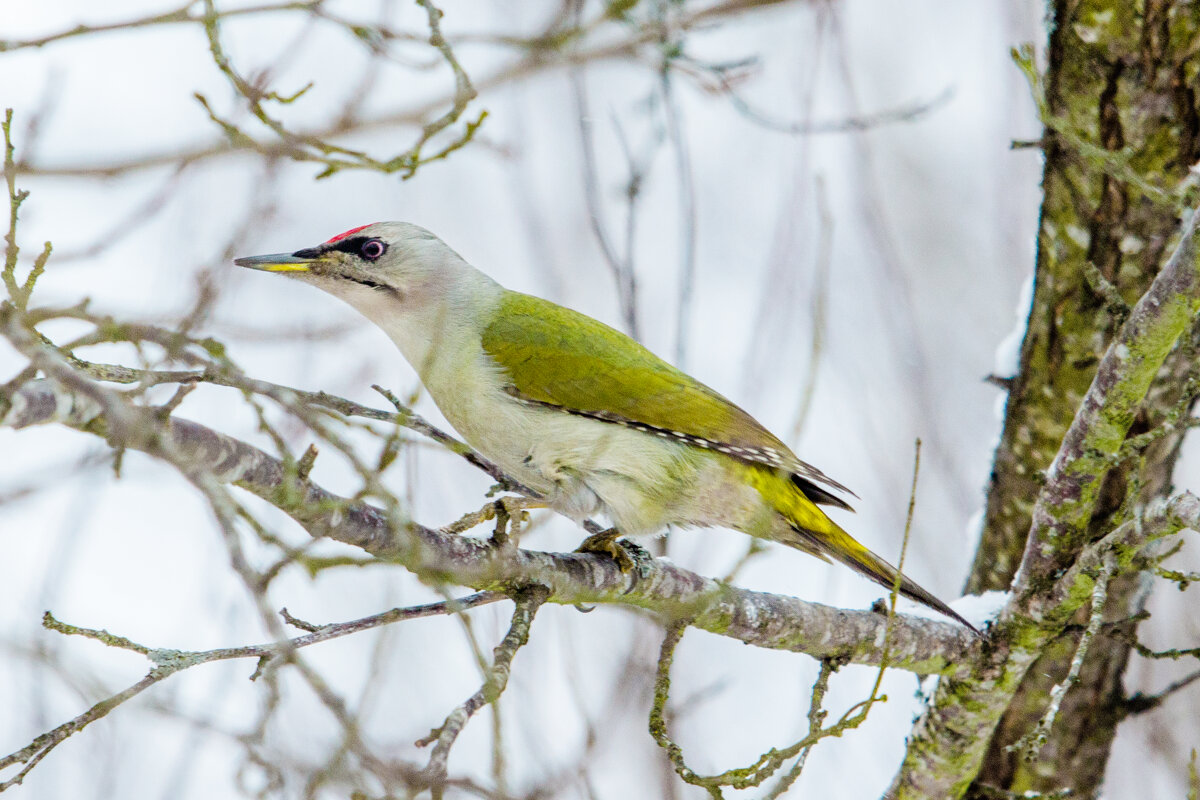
left=789, top=525, right=981, bottom=635
left=891, top=569, right=980, bottom=635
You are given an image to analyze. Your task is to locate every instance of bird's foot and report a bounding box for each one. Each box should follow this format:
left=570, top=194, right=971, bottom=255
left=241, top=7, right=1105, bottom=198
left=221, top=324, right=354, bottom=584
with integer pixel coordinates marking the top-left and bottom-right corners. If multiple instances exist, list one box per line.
left=575, top=529, right=654, bottom=581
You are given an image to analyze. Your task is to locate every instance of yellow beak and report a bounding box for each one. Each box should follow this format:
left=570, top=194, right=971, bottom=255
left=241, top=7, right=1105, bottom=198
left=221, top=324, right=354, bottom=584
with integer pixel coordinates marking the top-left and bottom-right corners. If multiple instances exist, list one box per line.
left=233, top=253, right=314, bottom=272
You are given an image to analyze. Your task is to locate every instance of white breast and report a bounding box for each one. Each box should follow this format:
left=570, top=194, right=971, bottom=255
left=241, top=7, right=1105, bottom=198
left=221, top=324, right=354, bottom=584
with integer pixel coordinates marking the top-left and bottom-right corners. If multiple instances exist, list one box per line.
left=422, top=347, right=702, bottom=535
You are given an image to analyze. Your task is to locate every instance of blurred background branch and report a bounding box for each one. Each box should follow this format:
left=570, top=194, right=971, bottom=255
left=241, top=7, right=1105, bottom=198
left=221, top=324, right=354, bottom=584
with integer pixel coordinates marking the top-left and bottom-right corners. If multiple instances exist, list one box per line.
left=5, top=1, right=1200, bottom=799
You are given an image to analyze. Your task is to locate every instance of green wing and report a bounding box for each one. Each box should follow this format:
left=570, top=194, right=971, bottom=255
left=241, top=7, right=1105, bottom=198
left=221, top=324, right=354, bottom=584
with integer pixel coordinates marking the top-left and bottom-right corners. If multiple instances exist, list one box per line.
left=480, top=292, right=853, bottom=507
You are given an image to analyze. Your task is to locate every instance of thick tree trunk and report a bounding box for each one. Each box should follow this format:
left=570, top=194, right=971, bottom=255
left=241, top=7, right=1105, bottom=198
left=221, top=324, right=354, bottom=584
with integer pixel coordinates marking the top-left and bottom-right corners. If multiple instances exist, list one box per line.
left=964, top=0, right=1200, bottom=795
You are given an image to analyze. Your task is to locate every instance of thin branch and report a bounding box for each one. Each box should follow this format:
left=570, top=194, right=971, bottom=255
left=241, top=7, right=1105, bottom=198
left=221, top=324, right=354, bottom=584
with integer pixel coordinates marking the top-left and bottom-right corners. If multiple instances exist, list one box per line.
left=789, top=176, right=832, bottom=441
left=1, top=376, right=979, bottom=673
left=2, top=110, right=26, bottom=303
left=1011, top=44, right=1176, bottom=204
left=761, top=660, right=837, bottom=799
left=415, top=586, right=548, bottom=799
left=396, top=0, right=483, bottom=180
left=0, top=670, right=161, bottom=792
left=661, top=53, right=698, bottom=368
left=718, top=80, right=954, bottom=136
left=570, top=66, right=640, bottom=339
left=649, top=619, right=884, bottom=795
left=0, top=593, right=505, bottom=789
left=16, top=0, right=800, bottom=180
left=0, top=1, right=325, bottom=53
left=1008, top=552, right=1116, bottom=761
left=1124, top=668, right=1200, bottom=715
left=650, top=433, right=918, bottom=797
left=191, top=0, right=484, bottom=180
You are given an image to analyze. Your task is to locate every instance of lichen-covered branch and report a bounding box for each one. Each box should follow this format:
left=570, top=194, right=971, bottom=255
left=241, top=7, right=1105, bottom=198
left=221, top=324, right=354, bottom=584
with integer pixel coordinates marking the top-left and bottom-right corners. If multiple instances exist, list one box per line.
left=1015, top=205, right=1200, bottom=592
left=889, top=198, right=1200, bottom=797
left=648, top=622, right=890, bottom=798
left=1008, top=552, right=1116, bottom=761
left=963, top=2, right=1200, bottom=792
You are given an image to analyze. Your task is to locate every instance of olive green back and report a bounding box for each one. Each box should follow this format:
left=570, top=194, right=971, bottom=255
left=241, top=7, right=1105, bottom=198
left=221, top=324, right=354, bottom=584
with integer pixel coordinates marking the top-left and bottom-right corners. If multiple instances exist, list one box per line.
left=481, top=291, right=851, bottom=502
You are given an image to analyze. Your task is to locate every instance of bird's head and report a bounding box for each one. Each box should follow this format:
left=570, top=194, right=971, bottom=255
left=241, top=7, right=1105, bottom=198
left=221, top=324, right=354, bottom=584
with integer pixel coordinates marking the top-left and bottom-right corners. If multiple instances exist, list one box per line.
left=235, top=221, right=501, bottom=367
left=234, top=221, right=476, bottom=311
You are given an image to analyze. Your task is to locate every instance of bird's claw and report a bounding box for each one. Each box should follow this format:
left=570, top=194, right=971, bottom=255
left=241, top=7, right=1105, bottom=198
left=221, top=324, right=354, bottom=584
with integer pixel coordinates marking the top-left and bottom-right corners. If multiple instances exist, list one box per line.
left=618, top=539, right=654, bottom=580
left=575, top=530, right=655, bottom=584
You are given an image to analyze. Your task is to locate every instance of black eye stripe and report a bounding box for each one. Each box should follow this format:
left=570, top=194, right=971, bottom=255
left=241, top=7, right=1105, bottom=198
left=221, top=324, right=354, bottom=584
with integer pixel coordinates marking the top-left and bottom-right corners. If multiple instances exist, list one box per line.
left=292, top=236, right=388, bottom=261
left=329, top=236, right=370, bottom=255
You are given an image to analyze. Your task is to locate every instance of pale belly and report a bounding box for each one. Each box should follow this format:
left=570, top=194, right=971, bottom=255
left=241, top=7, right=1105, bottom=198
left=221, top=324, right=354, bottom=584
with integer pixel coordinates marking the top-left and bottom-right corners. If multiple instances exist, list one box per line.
left=427, top=378, right=765, bottom=535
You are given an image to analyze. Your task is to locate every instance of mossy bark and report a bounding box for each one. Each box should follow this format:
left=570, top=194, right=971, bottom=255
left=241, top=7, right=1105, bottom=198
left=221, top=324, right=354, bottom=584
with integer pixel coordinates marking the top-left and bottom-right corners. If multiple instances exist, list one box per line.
left=964, top=0, right=1200, bottom=795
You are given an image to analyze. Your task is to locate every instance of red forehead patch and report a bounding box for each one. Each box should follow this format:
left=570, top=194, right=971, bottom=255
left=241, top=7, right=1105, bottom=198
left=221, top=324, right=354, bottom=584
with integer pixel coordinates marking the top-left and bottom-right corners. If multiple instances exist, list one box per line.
left=324, top=223, right=374, bottom=244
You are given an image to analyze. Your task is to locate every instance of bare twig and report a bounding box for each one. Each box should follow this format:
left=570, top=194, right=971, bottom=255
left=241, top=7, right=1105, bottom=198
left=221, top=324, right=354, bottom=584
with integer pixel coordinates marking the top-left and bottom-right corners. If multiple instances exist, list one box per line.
left=761, top=659, right=837, bottom=798
left=570, top=67, right=640, bottom=339
left=0, top=594, right=505, bottom=790
left=650, top=429, right=917, bottom=799
left=192, top=0, right=483, bottom=180
left=2, top=110, right=27, bottom=304
left=638, top=0, right=699, bottom=367
left=1008, top=552, right=1116, bottom=761
left=0, top=1, right=325, bottom=53
left=416, top=585, right=549, bottom=799
left=16, top=0, right=801, bottom=180
left=648, top=618, right=883, bottom=795
left=1124, top=668, right=1200, bottom=715
left=789, top=176, right=832, bottom=441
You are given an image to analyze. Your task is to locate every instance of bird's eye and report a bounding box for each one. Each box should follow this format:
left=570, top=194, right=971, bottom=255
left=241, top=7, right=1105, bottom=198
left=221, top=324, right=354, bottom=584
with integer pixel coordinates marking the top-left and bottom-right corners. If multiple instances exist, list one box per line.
left=360, top=239, right=386, bottom=261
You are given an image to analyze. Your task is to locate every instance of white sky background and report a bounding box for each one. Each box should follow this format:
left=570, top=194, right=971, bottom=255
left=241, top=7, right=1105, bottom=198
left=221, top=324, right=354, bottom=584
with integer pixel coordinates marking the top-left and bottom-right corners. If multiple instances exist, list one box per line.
left=1, top=1, right=1198, bottom=798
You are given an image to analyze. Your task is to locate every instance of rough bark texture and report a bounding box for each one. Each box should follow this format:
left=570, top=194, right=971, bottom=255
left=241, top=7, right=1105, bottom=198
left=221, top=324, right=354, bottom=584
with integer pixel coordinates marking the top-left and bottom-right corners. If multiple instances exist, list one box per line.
left=964, top=0, right=1200, bottom=795
left=888, top=179, right=1200, bottom=796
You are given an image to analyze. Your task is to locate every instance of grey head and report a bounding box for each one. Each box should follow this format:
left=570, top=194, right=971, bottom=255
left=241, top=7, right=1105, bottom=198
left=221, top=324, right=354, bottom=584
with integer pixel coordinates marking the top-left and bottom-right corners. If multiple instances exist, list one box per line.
left=233, top=221, right=480, bottom=309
